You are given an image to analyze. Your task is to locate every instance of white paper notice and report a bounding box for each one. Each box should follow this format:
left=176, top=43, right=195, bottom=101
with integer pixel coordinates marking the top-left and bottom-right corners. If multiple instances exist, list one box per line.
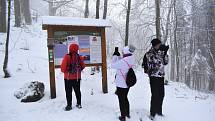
left=90, top=36, right=102, bottom=63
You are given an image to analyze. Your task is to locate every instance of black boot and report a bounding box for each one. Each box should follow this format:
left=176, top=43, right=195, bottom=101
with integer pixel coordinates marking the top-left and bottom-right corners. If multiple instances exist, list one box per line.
left=76, top=104, right=82, bottom=109
left=118, top=116, right=126, bottom=121
left=157, top=113, right=164, bottom=117
left=64, top=105, right=72, bottom=111
left=149, top=115, right=155, bottom=120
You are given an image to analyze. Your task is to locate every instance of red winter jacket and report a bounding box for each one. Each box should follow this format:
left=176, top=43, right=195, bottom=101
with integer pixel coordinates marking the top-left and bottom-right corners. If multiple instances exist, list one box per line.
left=61, top=44, right=86, bottom=80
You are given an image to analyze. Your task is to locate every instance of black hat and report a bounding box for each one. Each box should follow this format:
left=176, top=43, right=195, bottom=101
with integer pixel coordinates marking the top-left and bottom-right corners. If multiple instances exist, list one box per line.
left=151, top=38, right=161, bottom=47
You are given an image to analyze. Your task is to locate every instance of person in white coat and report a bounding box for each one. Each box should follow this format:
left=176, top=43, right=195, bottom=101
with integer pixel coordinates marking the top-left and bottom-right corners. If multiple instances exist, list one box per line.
left=111, top=45, right=135, bottom=121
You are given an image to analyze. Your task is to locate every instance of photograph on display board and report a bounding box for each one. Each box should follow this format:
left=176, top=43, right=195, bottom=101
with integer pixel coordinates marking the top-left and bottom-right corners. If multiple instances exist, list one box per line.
left=78, top=35, right=91, bottom=64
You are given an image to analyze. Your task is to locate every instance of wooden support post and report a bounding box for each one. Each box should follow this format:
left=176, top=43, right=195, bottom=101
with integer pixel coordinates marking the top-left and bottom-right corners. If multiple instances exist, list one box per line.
left=47, top=28, right=56, bottom=99
left=101, top=28, right=108, bottom=93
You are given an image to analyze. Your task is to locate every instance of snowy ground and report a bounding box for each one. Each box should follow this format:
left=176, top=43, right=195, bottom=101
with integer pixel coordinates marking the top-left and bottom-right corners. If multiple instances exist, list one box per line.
left=0, top=22, right=215, bottom=121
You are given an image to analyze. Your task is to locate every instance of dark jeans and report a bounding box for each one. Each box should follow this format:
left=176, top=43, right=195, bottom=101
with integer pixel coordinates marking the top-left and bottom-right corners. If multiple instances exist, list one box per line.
left=64, top=79, right=81, bottom=106
left=149, top=76, right=165, bottom=116
left=116, top=87, right=130, bottom=117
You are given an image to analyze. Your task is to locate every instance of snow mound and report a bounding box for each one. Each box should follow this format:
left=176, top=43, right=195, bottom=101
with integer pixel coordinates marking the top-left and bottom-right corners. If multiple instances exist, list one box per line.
left=14, top=81, right=45, bottom=102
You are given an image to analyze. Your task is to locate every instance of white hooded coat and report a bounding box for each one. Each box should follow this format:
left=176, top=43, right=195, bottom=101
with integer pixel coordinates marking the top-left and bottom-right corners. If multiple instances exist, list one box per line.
left=111, top=46, right=135, bottom=88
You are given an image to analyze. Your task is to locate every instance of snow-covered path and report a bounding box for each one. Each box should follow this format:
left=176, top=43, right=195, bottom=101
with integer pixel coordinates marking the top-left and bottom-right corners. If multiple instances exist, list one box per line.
left=0, top=23, right=215, bottom=121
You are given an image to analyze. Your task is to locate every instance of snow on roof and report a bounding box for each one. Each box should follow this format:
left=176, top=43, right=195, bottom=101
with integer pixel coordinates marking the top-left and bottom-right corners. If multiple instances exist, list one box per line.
left=42, top=16, right=111, bottom=27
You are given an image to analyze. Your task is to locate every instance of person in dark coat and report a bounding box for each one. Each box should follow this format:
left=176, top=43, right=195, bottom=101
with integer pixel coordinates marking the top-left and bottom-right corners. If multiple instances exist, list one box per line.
left=142, top=38, right=169, bottom=120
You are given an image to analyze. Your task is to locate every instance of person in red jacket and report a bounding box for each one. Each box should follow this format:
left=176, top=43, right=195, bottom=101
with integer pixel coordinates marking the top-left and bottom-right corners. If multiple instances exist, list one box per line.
left=61, top=43, right=85, bottom=111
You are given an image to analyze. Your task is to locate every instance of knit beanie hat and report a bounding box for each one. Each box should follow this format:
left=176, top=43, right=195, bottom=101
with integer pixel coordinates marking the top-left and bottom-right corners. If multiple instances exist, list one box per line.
left=151, top=38, right=161, bottom=47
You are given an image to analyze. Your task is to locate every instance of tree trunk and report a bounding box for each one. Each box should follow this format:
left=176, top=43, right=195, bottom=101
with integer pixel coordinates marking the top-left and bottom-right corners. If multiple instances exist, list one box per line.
left=3, top=0, right=11, bottom=78
left=125, top=0, right=131, bottom=46
left=103, top=0, right=108, bottom=19
left=0, top=0, right=6, bottom=33
left=48, top=1, right=57, bottom=16
left=14, top=0, right=21, bottom=27
left=163, top=0, right=173, bottom=44
left=155, top=0, right=161, bottom=40
left=173, top=0, right=179, bottom=82
left=170, top=30, right=175, bottom=81
left=21, top=0, right=32, bottom=25
left=84, top=0, right=89, bottom=18
left=96, top=0, right=100, bottom=19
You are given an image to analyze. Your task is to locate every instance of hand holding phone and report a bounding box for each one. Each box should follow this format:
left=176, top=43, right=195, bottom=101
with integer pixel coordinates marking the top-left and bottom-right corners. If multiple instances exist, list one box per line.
left=113, top=47, right=121, bottom=56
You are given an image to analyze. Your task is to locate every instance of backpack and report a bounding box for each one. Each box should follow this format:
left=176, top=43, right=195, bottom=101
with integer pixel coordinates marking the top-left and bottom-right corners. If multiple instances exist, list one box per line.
left=142, top=54, right=149, bottom=74
left=67, top=53, right=82, bottom=74
left=121, top=60, right=137, bottom=87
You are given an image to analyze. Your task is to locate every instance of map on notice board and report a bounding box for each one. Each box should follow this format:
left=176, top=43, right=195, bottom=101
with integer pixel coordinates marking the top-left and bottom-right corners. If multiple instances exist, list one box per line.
left=53, top=31, right=102, bottom=66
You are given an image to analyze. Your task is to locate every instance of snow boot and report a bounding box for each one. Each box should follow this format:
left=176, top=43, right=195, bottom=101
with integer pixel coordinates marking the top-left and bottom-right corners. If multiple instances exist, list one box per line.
left=76, top=104, right=82, bottom=109
left=157, top=113, right=164, bottom=117
left=126, top=115, right=131, bottom=119
left=118, top=116, right=126, bottom=121
left=149, top=115, right=155, bottom=120
left=64, top=105, right=72, bottom=111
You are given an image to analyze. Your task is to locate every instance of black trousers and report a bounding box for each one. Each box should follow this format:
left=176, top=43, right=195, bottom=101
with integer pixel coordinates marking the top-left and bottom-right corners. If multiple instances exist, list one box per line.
left=116, top=87, right=130, bottom=117
left=149, top=77, right=165, bottom=116
left=64, top=79, right=81, bottom=106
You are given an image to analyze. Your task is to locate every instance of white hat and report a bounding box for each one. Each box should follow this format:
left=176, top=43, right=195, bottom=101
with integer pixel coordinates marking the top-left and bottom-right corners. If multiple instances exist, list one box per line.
left=123, top=46, right=131, bottom=54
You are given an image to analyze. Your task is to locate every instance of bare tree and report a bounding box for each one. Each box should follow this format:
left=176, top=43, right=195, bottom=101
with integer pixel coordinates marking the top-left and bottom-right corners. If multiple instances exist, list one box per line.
left=14, top=0, right=21, bottom=27
left=43, top=0, right=73, bottom=16
left=99, top=0, right=215, bottom=91
left=103, top=0, right=108, bottom=19
left=207, top=0, right=215, bottom=91
left=167, top=0, right=215, bottom=91
left=3, top=0, right=11, bottom=78
left=125, top=0, right=131, bottom=46
left=0, top=0, right=6, bottom=32
left=21, top=0, right=32, bottom=25
left=96, top=0, right=100, bottom=19
left=84, top=0, right=89, bottom=18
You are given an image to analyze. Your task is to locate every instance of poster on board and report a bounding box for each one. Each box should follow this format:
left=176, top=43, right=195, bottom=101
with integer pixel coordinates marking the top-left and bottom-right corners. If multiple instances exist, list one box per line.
left=78, top=35, right=91, bottom=64
left=67, top=36, right=79, bottom=52
left=53, top=33, right=102, bottom=66
left=53, top=38, right=67, bottom=66
left=90, top=36, right=102, bottom=63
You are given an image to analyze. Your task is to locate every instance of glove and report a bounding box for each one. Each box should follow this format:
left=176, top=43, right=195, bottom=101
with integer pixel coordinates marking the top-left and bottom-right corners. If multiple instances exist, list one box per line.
left=160, top=44, right=169, bottom=55
left=164, top=46, right=169, bottom=55
left=113, top=51, right=121, bottom=56
left=144, top=69, right=148, bottom=74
